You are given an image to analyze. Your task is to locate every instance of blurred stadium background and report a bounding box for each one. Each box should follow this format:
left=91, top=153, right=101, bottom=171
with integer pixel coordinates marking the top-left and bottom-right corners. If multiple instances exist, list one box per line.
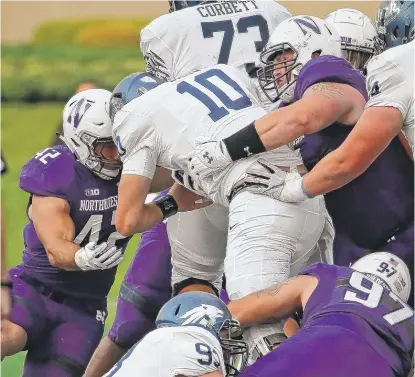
left=1, top=1, right=379, bottom=375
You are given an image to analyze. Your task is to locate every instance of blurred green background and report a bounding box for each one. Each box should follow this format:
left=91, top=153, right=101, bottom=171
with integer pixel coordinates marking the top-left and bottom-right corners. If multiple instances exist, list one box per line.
left=1, top=1, right=379, bottom=375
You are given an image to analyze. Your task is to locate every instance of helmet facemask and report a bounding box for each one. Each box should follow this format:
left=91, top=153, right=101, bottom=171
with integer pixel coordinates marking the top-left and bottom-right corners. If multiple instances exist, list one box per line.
left=257, top=43, right=302, bottom=104
left=64, top=130, right=122, bottom=180
left=341, top=40, right=375, bottom=71
left=219, top=318, right=248, bottom=377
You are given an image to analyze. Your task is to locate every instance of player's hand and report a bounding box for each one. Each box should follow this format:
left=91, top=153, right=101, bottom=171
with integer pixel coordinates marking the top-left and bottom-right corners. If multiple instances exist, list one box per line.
left=244, top=159, right=311, bottom=203
left=171, top=170, right=202, bottom=194
left=75, top=242, right=124, bottom=271
left=169, top=183, right=212, bottom=212
left=187, top=138, right=232, bottom=179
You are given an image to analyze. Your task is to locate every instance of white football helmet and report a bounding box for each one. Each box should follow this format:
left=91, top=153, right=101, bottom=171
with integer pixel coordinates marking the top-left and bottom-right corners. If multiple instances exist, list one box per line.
left=351, top=252, right=411, bottom=303
left=60, top=89, right=121, bottom=180
left=257, top=15, right=341, bottom=104
left=325, top=8, right=381, bottom=71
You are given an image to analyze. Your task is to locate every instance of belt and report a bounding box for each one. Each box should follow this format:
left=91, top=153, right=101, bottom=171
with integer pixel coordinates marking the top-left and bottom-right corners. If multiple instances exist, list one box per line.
left=20, top=273, right=67, bottom=303
left=227, top=163, right=307, bottom=203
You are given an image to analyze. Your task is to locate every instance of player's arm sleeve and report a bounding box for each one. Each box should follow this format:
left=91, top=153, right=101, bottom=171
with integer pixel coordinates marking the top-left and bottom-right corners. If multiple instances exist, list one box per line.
left=140, top=24, right=174, bottom=81
left=365, top=55, right=410, bottom=121
left=114, top=113, right=158, bottom=180
left=19, top=149, right=72, bottom=200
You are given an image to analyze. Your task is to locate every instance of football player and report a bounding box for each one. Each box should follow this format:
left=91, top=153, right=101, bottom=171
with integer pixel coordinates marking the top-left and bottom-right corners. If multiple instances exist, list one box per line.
left=85, top=191, right=172, bottom=377
left=103, top=291, right=247, bottom=377
left=185, top=15, right=413, bottom=295
left=1, top=90, right=130, bottom=377
left=88, top=0, right=292, bottom=371
left=325, top=8, right=380, bottom=71
left=141, top=0, right=292, bottom=82
left=229, top=252, right=413, bottom=377
left=110, top=52, right=332, bottom=359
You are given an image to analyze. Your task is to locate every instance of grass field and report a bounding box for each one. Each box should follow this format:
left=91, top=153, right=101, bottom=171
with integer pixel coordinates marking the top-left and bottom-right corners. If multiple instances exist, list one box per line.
left=1, top=103, right=141, bottom=376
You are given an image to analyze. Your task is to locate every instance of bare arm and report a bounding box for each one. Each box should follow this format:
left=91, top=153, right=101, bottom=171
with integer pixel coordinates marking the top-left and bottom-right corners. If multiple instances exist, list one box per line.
left=31, top=195, right=80, bottom=270
left=228, top=276, right=317, bottom=327
left=150, top=166, right=174, bottom=193
left=116, top=174, right=164, bottom=237
left=302, top=106, right=403, bottom=197
left=176, top=372, right=223, bottom=377
left=254, top=83, right=365, bottom=150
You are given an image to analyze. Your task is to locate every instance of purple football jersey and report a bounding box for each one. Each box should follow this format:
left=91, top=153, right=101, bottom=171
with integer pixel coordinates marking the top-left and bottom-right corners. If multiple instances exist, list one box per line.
left=294, top=56, right=414, bottom=249
left=19, top=145, right=130, bottom=300
left=301, top=263, right=414, bottom=377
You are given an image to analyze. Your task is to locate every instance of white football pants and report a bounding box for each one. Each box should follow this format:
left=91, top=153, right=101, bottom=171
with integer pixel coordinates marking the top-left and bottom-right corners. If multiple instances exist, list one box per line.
left=167, top=191, right=334, bottom=360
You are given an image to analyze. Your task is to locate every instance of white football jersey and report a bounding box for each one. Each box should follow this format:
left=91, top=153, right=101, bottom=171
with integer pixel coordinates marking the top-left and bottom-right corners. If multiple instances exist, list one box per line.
left=113, top=64, right=302, bottom=206
left=140, top=0, right=291, bottom=81
left=104, top=326, right=226, bottom=377
left=365, top=41, right=414, bottom=150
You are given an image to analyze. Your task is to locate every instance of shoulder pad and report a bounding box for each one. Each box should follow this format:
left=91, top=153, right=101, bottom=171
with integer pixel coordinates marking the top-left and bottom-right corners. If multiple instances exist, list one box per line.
left=294, top=56, right=368, bottom=101
left=300, top=262, right=331, bottom=277
left=19, top=145, right=76, bottom=199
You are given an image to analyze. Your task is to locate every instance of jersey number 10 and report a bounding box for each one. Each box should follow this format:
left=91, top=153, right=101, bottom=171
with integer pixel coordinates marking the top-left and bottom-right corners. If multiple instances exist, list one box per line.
left=177, top=68, right=252, bottom=122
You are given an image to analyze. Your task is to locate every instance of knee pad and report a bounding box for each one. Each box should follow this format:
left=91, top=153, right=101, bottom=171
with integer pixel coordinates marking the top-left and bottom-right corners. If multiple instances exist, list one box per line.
left=119, top=281, right=162, bottom=320
left=108, top=282, right=163, bottom=349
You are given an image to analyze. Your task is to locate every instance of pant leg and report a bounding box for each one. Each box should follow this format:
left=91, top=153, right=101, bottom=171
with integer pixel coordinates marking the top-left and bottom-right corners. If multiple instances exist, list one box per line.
left=8, top=266, right=50, bottom=350
left=333, top=230, right=369, bottom=267
left=108, top=220, right=172, bottom=348
left=22, top=294, right=106, bottom=377
left=168, top=203, right=228, bottom=293
left=225, top=191, right=326, bottom=360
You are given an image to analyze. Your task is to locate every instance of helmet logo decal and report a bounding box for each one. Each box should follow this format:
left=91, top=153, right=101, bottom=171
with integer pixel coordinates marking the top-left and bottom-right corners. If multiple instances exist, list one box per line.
left=68, top=98, right=94, bottom=128
left=115, top=136, right=126, bottom=156
left=293, top=16, right=321, bottom=35
left=180, top=304, right=224, bottom=327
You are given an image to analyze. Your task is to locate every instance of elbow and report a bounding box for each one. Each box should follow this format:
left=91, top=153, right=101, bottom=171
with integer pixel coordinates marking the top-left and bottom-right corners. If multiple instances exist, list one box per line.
left=45, top=250, right=66, bottom=269
left=294, top=111, right=314, bottom=135
left=116, top=213, right=141, bottom=237
left=47, top=253, right=59, bottom=268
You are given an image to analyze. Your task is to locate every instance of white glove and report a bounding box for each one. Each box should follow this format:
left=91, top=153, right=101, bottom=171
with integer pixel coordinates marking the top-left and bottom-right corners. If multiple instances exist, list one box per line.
left=75, top=241, right=123, bottom=271
left=244, top=159, right=311, bottom=203
left=172, top=169, right=202, bottom=194
left=187, top=138, right=232, bottom=180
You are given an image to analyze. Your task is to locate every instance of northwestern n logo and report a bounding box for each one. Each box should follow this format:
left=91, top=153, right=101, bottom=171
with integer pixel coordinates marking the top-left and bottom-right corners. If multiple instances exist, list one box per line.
left=293, top=16, right=321, bottom=35
left=67, top=98, right=95, bottom=128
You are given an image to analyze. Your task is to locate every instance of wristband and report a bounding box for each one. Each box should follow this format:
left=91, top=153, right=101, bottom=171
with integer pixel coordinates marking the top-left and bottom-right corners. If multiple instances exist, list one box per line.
left=223, top=122, right=266, bottom=161
left=1, top=281, right=13, bottom=289
left=154, top=194, right=178, bottom=220
left=300, top=178, right=313, bottom=199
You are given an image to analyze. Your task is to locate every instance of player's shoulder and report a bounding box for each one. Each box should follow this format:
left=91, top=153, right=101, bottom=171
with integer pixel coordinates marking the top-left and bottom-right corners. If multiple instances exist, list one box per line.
left=141, top=6, right=200, bottom=40
left=19, top=145, right=77, bottom=197
left=368, top=41, right=414, bottom=72
left=300, top=262, right=343, bottom=277
left=294, top=55, right=367, bottom=100
left=260, top=0, right=291, bottom=17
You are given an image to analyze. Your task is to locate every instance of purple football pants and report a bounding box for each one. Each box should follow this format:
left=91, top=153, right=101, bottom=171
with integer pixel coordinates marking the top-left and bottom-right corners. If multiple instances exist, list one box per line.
left=9, top=265, right=106, bottom=377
